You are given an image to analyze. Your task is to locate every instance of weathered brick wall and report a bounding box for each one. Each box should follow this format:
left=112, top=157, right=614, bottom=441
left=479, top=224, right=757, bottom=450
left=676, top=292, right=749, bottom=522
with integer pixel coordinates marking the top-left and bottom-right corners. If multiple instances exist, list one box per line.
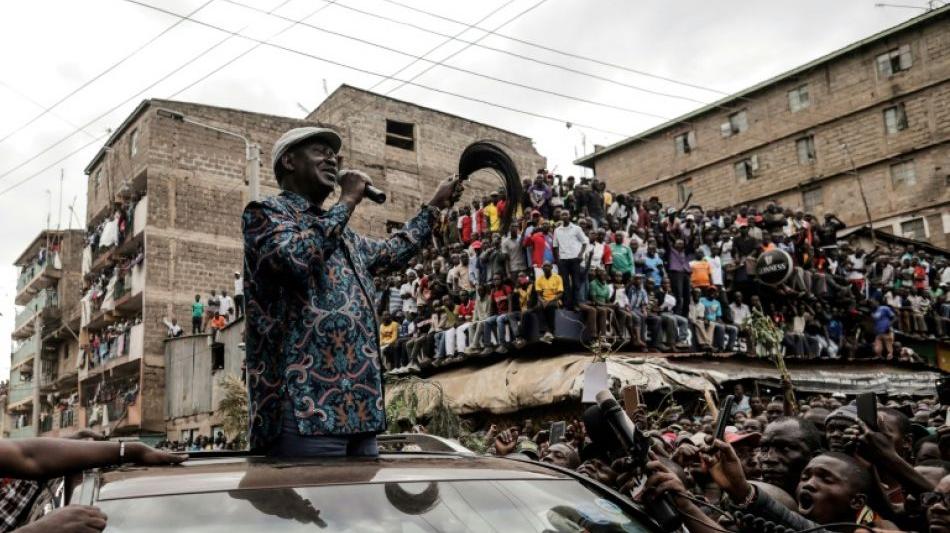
left=310, top=85, right=546, bottom=234
left=586, top=16, right=950, bottom=248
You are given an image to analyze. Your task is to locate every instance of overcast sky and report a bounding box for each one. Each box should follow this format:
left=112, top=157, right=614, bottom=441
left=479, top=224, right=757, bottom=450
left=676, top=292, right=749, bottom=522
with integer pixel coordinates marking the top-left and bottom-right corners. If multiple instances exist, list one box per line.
left=0, top=0, right=927, bottom=379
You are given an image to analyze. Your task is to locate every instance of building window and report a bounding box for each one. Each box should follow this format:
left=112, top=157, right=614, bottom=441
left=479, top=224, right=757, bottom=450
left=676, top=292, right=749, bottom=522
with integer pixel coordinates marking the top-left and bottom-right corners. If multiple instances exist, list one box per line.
left=900, top=217, right=926, bottom=239
left=890, top=160, right=917, bottom=187
left=883, top=104, right=908, bottom=134
left=129, top=129, right=139, bottom=157
left=802, top=187, right=822, bottom=212
left=876, top=44, right=912, bottom=78
left=674, top=131, right=696, bottom=155
left=676, top=179, right=692, bottom=204
left=94, top=169, right=102, bottom=193
left=734, top=155, right=759, bottom=181
left=796, top=136, right=816, bottom=164
left=385, top=119, right=414, bottom=151
left=788, top=84, right=810, bottom=112
left=721, top=110, right=748, bottom=137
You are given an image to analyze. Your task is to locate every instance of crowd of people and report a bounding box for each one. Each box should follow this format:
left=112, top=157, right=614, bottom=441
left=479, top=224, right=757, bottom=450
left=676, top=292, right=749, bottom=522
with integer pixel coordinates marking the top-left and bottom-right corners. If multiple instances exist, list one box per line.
left=155, top=431, right=239, bottom=452
left=374, top=171, right=949, bottom=374
left=448, top=383, right=950, bottom=532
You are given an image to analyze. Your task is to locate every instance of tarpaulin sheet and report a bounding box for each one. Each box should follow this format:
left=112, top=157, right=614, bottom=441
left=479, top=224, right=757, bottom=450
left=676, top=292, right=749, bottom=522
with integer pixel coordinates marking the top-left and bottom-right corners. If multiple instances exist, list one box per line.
left=386, top=354, right=718, bottom=417
left=658, top=358, right=943, bottom=396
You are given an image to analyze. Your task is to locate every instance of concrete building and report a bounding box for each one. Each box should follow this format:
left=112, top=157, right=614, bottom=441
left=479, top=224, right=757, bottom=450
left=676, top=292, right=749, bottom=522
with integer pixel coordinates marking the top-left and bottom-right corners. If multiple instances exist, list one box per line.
left=74, top=90, right=542, bottom=442
left=309, top=84, right=545, bottom=232
left=575, top=7, right=950, bottom=249
left=7, top=229, right=85, bottom=439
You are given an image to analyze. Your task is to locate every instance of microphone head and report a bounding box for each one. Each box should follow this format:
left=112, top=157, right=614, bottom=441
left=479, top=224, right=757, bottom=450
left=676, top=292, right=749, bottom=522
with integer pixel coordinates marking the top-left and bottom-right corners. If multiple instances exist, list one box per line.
left=594, top=389, right=619, bottom=410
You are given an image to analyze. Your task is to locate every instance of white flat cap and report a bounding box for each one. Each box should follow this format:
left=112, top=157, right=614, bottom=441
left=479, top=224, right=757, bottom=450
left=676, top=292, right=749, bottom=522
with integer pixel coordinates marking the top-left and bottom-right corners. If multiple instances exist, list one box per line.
left=271, top=127, right=342, bottom=174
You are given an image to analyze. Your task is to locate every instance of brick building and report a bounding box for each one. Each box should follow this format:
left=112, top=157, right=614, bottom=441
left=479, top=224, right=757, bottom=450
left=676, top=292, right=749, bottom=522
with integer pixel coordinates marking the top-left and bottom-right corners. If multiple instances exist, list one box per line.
left=575, top=7, right=950, bottom=249
left=74, top=90, right=542, bottom=442
left=308, top=84, right=545, bottom=232
left=6, top=229, right=84, bottom=438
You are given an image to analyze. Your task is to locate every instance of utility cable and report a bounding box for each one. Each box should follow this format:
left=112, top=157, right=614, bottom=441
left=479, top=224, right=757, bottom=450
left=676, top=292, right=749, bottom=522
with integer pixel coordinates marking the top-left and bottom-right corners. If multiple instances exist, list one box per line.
left=0, top=0, right=216, bottom=147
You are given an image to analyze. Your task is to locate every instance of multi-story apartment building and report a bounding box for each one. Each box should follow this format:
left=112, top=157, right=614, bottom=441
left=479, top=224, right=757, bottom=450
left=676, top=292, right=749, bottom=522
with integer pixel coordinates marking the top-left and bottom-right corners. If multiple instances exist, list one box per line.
left=78, top=90, right=543, bottom=442
left=575, top=7, right=950, bottom=249
left=7, top=229, right=84, bottom=438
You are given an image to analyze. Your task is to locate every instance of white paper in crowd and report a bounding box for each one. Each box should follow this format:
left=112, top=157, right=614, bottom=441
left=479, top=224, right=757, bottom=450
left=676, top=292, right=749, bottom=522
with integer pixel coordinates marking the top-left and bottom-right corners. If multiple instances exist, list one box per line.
left=582, top=361, right=608, bottom=404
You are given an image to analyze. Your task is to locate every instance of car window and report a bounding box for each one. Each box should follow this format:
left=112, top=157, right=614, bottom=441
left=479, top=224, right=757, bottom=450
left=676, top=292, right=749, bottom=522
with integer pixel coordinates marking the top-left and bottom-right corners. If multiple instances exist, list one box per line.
left=95, top=479, right=653, bottom=532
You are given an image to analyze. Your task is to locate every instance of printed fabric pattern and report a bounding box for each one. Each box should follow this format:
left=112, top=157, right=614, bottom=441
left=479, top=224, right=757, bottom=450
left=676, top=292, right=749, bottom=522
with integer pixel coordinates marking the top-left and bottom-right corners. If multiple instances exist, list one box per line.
left=243, top=191, right=435, bottom=450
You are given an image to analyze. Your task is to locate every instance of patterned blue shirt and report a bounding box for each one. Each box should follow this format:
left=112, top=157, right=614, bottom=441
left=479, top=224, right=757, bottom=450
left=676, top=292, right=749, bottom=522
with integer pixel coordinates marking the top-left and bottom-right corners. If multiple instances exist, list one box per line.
left=242, top=191, right=436, bottom=450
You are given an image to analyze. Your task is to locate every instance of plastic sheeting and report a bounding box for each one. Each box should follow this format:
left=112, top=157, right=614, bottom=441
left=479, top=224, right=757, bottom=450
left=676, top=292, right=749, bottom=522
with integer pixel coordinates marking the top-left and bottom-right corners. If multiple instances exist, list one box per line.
left=386, top=354, right=717, bottom=417
left=658, top=358, right=944, bottom=396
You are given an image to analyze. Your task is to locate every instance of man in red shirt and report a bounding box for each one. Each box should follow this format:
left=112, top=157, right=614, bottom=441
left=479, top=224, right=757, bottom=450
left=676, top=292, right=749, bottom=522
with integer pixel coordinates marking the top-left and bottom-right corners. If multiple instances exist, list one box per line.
left=482, top=274, right=513, bottom=354
left=453, top=291, right=475, bottom=357
left=458, top=206, right=473, bottom=245
left=525, top=222, right=555, bottom=278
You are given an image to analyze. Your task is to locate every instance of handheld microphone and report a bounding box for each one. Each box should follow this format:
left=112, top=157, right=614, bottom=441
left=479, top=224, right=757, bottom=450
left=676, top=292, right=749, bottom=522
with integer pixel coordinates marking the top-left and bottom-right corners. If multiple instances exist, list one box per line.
left=364, top=185, right=386, bottom=204
left=336, top=156, right=386, bottom=204
left=593, top=390, right=682, bottom=531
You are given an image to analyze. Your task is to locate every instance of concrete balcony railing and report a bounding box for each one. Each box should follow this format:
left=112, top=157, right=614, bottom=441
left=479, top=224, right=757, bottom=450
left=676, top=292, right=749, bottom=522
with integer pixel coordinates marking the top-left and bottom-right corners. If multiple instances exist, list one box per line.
left=8, top=384, right=34, bottom=406
left=133, top=196, right=147, bottom=236
left=129, top=323, right=144, bottom=360
left=14, top=289, right=58, bottom=331
left=12, top=337, right=38, bottom=368
left=15, top=255, right=61, bottom=304
left=9, top=425, right=37, bottom=439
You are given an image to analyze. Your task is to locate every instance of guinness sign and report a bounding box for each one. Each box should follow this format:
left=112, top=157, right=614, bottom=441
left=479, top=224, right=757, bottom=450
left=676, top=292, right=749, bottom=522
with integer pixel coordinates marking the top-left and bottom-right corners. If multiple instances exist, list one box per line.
left=755, top=249, right=793, bottom=286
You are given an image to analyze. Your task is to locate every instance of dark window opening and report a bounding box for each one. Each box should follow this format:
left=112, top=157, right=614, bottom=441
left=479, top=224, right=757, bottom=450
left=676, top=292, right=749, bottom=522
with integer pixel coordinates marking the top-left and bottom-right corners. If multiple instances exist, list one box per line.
left=385, top=120, right=415, bottom=151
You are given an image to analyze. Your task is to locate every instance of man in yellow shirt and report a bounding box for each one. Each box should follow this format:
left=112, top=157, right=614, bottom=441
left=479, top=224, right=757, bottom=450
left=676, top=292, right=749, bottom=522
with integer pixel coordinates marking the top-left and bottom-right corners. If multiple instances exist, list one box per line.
left=483, top=194, right=501, bottom=233
left=379, top=311, right=400, bottom=370
left=534, top=262, right=563, bottom=343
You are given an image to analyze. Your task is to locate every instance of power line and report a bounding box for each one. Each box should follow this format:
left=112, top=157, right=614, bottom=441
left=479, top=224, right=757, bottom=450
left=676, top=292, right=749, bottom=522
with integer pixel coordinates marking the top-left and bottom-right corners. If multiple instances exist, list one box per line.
left=0, top=0, right=628, bottom=198
left=115, top=0, right=632, bottom=137
left=223, top=0, right=710, bottom=106
left=167, top=0, right=333, bottom=99
left=384, top=0, right=548, bottom=97
left=0, top=133, right=109, bottom=198
left=0, top=80, right=100, bottom=140
left=210, top=0, right=341, bottom=200
left=375, top=0, right=730, bottom=96
left=323, top=0, right=518, bottom=125
left=0, top=0, right=287, bottom=184
left=0, top=0, right=216, bottom=148
left=125, top=0, right=670, bottom=122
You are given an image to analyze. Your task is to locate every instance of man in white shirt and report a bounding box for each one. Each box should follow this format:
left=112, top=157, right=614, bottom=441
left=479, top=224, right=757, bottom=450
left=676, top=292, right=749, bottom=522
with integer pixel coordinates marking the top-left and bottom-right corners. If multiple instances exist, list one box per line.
left=730, top=292, right=751, bottom=326
left=553, top=210, right=589, bottom=310
left=218, top=290, right=234, bottom=321
left=400, top=270, right=418, bottom=314
left=233, top=272, right=244, bottom=319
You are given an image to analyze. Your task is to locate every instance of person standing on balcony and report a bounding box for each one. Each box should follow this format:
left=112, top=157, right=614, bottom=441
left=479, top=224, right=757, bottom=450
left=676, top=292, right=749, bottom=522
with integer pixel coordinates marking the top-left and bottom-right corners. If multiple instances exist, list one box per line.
left=242, top=127, right=462, bottom=457
left=233, top=272, right=245, bottom=319
left=191, top=295, right=204, bottom=335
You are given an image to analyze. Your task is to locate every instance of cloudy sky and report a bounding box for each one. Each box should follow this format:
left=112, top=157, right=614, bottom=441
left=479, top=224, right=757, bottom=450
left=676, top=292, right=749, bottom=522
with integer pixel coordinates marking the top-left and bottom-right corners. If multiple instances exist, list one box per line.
left=0, top=0, right=929, bottom=379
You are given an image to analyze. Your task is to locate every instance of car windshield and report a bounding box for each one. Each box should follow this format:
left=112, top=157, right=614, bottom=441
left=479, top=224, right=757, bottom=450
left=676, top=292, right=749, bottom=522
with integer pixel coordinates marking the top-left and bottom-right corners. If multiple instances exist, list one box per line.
left=96, top=479, right=652, bottom=532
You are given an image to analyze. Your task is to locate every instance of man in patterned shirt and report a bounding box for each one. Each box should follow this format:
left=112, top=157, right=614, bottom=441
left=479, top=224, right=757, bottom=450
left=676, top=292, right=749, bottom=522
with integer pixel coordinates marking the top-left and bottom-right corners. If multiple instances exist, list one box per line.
left=243, top=127, right=461, bottom=456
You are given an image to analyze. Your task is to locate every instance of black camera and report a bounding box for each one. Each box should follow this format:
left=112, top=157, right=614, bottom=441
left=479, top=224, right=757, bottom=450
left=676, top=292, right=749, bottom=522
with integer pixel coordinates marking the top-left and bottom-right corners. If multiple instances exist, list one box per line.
left=583, top=390, right=681, bottom=531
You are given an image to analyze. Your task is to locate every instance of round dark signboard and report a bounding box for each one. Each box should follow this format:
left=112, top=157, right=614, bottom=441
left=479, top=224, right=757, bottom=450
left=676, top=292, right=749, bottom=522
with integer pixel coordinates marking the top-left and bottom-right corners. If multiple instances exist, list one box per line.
left=755, top=249, right=794, bottom=286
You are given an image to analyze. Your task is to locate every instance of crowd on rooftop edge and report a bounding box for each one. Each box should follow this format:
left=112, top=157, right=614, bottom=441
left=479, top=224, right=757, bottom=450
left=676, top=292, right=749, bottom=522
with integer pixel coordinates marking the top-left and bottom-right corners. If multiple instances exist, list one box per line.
left=370, top=170, right=949, bottom=374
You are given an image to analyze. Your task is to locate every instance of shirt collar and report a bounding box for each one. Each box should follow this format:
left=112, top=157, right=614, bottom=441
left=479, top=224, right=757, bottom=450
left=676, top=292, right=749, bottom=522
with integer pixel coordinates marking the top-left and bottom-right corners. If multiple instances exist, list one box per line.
left=279, top=190, right=324, bottom=214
